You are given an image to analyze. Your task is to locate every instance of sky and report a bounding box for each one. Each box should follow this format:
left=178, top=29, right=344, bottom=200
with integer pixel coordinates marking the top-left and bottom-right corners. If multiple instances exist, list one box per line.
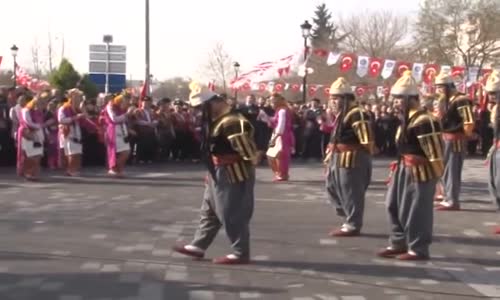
left=0, top=0, right=419, bottom=81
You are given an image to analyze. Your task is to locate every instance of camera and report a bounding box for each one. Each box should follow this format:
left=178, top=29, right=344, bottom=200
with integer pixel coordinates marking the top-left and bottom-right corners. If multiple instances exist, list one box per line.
left=123, top=136, right=130, bottom=143
left=33, top=142, right=42, bottom=148
left=71, top=138, right=81, bottom=144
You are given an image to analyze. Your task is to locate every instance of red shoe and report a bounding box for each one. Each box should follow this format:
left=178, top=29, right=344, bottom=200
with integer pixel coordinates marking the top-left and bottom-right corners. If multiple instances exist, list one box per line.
left=494, top=226, right=500, bottom=235
left=212, top=255, right=250, bottom=265
left=434, top=195, right=444, bottom=202
left=172, top=245, right=204, bottom=259
left=435, top=204, right=460, bottom=211
left=272, top=177, right=288, bottom=182
left=377, top=247, right=407, bottom=258
left=328, top=228, right=360, bottom=237
left=397, top=253, right=429, bottom=261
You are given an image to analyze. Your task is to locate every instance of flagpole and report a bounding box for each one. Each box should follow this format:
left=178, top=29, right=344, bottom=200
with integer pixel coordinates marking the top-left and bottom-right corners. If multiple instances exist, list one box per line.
left=145, top=0, right=151, bottom=97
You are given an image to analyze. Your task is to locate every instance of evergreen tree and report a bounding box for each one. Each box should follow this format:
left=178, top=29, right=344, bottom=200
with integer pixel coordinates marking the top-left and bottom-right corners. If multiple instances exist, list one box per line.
left=49, top=59, right=98, bottom=98
left=311, top=3, right=347, bottom=49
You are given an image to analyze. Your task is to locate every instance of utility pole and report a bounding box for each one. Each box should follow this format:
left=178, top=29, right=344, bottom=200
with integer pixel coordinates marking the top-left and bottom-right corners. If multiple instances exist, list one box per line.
left=145, top=0, right=151, bottom=97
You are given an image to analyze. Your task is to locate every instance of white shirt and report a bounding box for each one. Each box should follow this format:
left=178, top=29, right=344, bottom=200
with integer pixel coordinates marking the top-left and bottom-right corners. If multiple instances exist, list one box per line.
left=57, top=107, right=82, bottom=140
left=275, top=109, right=286, bottom=135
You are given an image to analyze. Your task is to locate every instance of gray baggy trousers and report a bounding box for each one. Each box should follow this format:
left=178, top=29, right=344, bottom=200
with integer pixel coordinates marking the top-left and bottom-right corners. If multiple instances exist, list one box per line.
left=191, top=166, right=255, bottom=259
left=488, top=147, right=500, bottom=210
left=326, top=150, right=372, bottom=231
left=386, top=161, right=437, bottom=257
left=442, top=140, right=465, bottom=207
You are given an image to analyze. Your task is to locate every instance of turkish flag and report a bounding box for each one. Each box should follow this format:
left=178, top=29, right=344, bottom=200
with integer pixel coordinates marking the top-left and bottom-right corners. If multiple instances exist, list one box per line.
left=258, top=83, right=267, bottom=91
left=452, top=66, right=465, bottom=78
left=396, top=62, right=412, bottom=77
left=324, top=87, right=330, bottom=96
left=242, top=82, right=251, bottom=91
left=291, top=84, right=301, bottom=92
left=340, top=54, right=355, bottom=72
left=308, top=85, right=317, bottom=96
left=355, top=86, right=365, bottom=97
left=274, top=83, right=284, bottom=92
left=369, top=58, right=383, bottom=77
left=423, top=64, right=439, bottom=84
left=0, top=56, right=3, bottom=69
left=313, top=49, right=328, bottom=57
left=481, top=69, right=493, bottom=84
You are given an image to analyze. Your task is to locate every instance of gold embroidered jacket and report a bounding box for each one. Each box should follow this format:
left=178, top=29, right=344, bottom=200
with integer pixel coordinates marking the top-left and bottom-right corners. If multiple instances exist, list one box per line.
left=441, top=93, right=475, bottom=136
left=396, top=110, right=444, bottom=182
left=210, top=111, right=258, bottom=183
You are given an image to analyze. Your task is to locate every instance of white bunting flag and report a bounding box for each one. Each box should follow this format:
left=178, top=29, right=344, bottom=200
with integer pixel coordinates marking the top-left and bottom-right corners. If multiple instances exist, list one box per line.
left=267, top=81, right=275, bottom=92
left=250, top=82, right=259, bottom=91
left=440, top=65, right=451, bottom=74
left=327, top=52, right=341, bottom=66
left=381, top=60, right=396, bottom=79
left=357, top=56, right=370, bottom=78
left=284, top=83, right=290, bottom=90
left=376, top=86, right=384, bottom=98
left=412, top=63, right=425, bottom=82
left=467, top=66, right=479, bottom=85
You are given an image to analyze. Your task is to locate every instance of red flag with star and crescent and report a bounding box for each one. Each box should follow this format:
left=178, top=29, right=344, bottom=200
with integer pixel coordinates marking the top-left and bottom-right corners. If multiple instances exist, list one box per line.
left=369, top=58, right=383, bottom=77
left=340, top=54, right=355, bottom=72
left=423, top=64, right=439, bottom=84
left=396, top=62, right=412, bottom=77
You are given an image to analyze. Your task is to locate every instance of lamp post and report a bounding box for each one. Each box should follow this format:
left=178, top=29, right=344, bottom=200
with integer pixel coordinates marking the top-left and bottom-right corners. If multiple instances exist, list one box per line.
left=300, top=20, right=312, bottom=103
left=10, top=45, right=18, bottom=88
left=103, top=35, right=113, bottom=94
left=233, top=61, right=240, bottom=100
left=145, top=0, right=151, bottom=97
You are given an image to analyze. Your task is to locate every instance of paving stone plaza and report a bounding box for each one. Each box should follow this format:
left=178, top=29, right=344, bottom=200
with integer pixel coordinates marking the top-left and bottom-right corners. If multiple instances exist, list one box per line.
left=0, top=158, right=499, bottom=300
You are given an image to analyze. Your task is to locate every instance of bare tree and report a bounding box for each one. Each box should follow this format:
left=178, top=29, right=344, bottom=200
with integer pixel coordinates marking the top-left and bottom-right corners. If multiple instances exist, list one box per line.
left=31, top=39, right=42, bottom=78
left=415, top=0, right=500, bottom=76
left=203, top=41, right=234, bottom=92
left=339, top=10, right=410, bottom=58
left=47, top=31, right=54, bottom=73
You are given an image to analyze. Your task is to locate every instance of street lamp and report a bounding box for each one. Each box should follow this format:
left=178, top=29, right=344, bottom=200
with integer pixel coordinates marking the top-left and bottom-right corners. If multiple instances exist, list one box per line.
left=300, top=20, right=312, bottom=103
left=10, top=44, right=18, bottom=88
left=103, top=35, right=113, bottom=94
left=233, top=61, right=240, bottom=99
left=145, top=0, right=151, bottom=97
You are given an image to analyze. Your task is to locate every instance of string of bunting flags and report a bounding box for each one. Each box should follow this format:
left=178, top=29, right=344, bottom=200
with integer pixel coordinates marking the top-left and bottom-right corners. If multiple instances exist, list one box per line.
left=230, top=48, right=495, bottom=97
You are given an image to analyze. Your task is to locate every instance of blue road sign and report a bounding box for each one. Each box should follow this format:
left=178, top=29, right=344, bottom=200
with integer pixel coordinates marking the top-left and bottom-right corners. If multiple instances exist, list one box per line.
left=89, top=73, right=126, bottom=94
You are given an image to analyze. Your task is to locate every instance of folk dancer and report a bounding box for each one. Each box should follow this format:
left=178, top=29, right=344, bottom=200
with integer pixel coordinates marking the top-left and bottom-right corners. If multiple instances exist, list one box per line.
left=103, top=94, right=133, bottom=177
left=261, top=93, right=294, bottom=182
left=378, top=71, right=444, bottom=260
left=57, top=89, right=90, bottom=176
left=434, top=71, right=475, bottom=211
left=485, top=70, right=500, bottom=235
left=324, top=78, right=374, bottom=236
left=17, top=94, right=47, bottom=180
left=173, top=82, right=258, bottom=265
left=44, top=98, right=60, bottom=170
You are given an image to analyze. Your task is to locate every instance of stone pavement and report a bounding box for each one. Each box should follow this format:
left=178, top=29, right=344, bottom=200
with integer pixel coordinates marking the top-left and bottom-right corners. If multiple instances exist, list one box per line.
left=0, top=158, right=499, bottom=300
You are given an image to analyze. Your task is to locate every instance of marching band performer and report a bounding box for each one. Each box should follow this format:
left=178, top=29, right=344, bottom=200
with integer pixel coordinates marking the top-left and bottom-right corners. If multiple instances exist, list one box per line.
left=434, top=71, right=475, bottom=210
left=17, top=94, right=47, bottom=180
left=57, top=89, right=87, bottom=176
left=173, top=82, right=258, bottom=265
left=324, top=78, right=374, bottom=236
left=262, top=93, right=294, bottom=182
left=103, top=93, right=132, bottom=177
left=378, top=71, right=444, bottom=260
left=485, top=70, right=500, bottom=235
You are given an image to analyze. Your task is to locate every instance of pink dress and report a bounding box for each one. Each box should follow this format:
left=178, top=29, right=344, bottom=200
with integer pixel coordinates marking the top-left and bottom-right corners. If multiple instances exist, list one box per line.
left=271, top=107, right=294, bottom=177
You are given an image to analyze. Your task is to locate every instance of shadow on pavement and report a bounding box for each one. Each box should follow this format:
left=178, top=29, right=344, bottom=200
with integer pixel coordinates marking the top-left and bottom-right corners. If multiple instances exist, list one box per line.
left=0, top=272, right=284, bottom=299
